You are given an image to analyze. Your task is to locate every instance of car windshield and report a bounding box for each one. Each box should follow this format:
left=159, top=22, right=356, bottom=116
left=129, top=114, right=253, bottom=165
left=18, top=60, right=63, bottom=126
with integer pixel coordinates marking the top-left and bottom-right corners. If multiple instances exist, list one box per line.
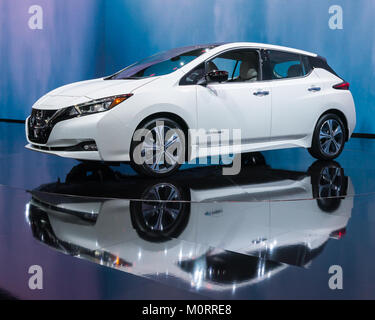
left=107, top=45, right=218, bottom=80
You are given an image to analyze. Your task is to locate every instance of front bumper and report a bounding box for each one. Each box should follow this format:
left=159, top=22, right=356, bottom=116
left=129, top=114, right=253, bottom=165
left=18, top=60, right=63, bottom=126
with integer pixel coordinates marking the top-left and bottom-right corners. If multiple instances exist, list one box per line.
left=25, top=110, right=133, bottom=162
left=25, top=112, right=104, bottom=161
left=25, top=143, right=102, bottom=161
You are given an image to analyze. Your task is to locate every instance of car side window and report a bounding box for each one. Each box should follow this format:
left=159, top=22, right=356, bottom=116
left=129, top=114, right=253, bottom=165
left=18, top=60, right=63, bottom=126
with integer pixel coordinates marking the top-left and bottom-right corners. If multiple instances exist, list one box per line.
left=207, top=49, right=260, bottom=82
left=180, top=49, right=261, bottom=85
left=179, top=63, right=206, bottom=85
left=208, top=57, right=239, bottom=79
left=263, top=50, right=307, bottom=80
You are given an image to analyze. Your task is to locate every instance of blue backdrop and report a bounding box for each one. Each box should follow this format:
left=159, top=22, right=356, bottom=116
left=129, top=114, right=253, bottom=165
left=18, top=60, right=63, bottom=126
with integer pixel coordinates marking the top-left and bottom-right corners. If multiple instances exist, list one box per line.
left=1, top=0, right=375, bottom=133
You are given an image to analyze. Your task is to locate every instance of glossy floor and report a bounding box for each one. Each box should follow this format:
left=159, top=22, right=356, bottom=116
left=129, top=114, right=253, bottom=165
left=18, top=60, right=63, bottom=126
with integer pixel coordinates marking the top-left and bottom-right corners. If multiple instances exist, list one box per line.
left=1, top=122, right=375, bottom=299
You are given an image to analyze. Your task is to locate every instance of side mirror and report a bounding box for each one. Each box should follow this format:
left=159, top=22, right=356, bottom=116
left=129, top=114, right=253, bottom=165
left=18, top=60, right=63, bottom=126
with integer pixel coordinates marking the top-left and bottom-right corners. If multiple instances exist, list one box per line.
left=206, top=70, right=228, bottom=83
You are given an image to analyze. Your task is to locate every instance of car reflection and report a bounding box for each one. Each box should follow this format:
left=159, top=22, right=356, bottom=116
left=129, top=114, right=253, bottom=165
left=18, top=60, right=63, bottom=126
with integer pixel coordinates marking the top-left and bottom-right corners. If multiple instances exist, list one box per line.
left=27, top=155, right=353, bottom=292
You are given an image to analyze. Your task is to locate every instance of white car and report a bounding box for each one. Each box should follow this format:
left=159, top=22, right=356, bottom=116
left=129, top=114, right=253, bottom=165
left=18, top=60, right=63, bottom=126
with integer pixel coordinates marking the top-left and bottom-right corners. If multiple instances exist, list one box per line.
left=25, top=42, right=356, bottom=177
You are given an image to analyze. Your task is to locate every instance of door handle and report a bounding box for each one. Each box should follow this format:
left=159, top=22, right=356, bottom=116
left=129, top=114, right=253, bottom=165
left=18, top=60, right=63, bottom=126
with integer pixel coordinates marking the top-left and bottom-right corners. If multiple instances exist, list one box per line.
left=308, top=86, right=321, bottom=92
left=253, top=90, right=269, bottom=96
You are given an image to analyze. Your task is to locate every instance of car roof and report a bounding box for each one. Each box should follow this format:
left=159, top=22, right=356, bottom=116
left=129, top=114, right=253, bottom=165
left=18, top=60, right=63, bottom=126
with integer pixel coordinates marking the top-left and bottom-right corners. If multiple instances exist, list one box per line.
left=193, top=42, right=317, bottom=57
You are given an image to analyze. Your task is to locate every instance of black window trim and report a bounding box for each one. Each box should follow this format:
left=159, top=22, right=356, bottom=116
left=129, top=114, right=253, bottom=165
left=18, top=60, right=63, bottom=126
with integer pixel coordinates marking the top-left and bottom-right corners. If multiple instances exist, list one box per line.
left=308, top=55, right=342, bottom=80
left=179, top=46, right=322, bottom=85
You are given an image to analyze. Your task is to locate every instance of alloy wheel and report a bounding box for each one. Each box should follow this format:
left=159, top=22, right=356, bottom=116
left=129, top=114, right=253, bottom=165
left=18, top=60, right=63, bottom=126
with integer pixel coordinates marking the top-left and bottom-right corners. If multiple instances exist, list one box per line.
left=319, top=119, right=344, bottom=156
left=140, top=122, right=183, bottom=175
left=141, top=183, right=183, bottom=232
left=318, top=165, right=343, bottom=198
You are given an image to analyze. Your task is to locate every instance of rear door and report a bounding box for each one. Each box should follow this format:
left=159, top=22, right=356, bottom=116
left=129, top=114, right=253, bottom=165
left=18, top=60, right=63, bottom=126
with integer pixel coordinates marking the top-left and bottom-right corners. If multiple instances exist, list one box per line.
left=263, top=50, right=324, bottom=141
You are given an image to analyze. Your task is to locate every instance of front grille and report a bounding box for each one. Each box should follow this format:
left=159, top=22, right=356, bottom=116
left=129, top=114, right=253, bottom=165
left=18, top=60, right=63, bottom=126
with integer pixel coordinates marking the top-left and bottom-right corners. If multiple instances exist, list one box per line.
left=27, top=109, right=59, bottom=144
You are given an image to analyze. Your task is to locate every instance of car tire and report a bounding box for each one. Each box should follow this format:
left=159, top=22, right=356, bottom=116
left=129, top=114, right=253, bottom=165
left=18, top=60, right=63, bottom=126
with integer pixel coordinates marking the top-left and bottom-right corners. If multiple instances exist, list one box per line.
left=308, top=113, right=346, bottom=160
left=308, top=160, right=348, bottom=213
left=130, top=181, right=190, bottom=242
left=130, top=117, right=186, bottom=178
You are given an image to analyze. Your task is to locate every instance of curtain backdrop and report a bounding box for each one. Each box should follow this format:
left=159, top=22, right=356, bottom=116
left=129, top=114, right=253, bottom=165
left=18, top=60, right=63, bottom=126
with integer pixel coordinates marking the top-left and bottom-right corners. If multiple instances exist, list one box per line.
left=1, top=0, right=374, bottom=134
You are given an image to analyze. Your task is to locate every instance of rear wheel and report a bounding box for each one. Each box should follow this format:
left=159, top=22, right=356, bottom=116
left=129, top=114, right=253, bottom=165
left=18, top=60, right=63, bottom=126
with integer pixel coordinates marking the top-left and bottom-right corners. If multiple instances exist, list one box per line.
left=130, top=118, right=186, bottom=178
left=308, top=160, right=348, bottom=213
left=308, top=113, right=346, bottom=160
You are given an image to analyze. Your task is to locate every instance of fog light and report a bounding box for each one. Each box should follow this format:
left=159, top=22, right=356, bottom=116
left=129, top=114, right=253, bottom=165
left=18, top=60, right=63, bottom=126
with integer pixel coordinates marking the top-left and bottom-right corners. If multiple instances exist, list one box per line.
left=83, top=143, right=98, bottom=151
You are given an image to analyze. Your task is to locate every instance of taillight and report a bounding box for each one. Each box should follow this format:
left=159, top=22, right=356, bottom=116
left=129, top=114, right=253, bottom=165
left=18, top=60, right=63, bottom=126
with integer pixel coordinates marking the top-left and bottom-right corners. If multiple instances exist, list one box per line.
left=333, top=81, right=350, bottom=90
left=330, top=228, right=346, bottom=239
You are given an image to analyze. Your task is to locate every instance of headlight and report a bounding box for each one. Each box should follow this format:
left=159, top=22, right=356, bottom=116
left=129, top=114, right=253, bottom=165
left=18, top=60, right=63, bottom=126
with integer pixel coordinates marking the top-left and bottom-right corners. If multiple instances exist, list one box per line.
left=66, top=94, right=133, bottom=117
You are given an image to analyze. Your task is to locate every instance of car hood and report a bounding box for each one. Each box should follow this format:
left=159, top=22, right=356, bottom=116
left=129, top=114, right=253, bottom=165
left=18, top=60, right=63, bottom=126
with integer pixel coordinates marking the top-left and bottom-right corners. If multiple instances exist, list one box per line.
left=33, top=77, right=159, bottom=110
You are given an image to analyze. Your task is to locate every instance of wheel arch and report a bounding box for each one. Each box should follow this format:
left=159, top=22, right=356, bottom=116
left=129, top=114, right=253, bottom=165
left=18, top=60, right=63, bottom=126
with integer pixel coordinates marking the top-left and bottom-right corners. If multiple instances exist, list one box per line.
left=316, top=109, right=349, bottom=141
left=134, top=111, right=190, bottom=135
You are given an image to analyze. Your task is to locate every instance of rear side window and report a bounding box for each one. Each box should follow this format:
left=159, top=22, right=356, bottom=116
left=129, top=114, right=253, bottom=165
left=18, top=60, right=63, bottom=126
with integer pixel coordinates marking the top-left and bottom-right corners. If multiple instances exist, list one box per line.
left=263, top=50, right=308, bottom=80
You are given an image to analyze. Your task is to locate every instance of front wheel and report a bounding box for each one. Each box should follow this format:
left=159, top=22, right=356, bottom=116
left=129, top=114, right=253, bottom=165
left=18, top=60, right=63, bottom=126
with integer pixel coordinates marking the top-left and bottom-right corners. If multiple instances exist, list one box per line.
left=130, top=181, right=190, bottom=242
left=130, top=118, right=186, bottom=178
left=308, top=113, right=346, bottom=160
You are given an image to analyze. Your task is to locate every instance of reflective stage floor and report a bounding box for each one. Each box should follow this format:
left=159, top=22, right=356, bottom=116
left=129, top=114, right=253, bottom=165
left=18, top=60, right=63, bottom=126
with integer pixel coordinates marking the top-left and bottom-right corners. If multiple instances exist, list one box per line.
left=1, top=122, right=375, bottom=299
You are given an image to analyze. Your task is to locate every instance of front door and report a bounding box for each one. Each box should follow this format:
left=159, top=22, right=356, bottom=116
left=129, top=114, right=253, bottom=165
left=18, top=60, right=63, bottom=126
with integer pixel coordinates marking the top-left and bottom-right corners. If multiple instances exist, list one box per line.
left=196, top=48, right=271, bottom=157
